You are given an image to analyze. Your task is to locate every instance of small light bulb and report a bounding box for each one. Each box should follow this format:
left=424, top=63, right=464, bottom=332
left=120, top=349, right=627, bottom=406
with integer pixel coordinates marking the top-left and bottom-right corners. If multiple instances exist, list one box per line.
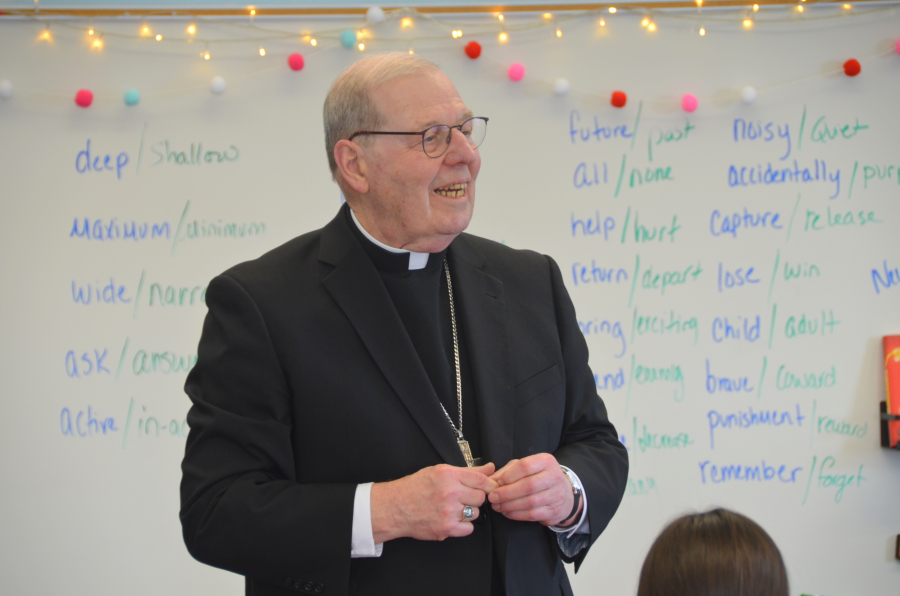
left=187, top=24, right=196, bottom=35
left=609, top=7, right=617, bottom=13
left=156, top=34, right=163, bottom=41
left=753, top=4, right=759, bottom=10
left=543, top=13, right=552, bottom=19
left=310, top=38, right=317, bottom=46
left=249, top=7, right=256, bottom=16
left=699, top=27, right=706, bottom=35
left=498, top=31, right=508, bottom=43
left=92, top=37, right=103, bottom=49
left=498, top=14, right=504, bottom=21
left=843, top=3, right=852, bottom=8
left=141, top=25, right=151, bottom=37
left=259, top=47, right=266, bottom=56
left=641, top=17, right=649, bottom=27
left=302, top=35, right=310, bottom=41
left=358, top=43, right=365, bottom=51
left=796, top=4, right=804, bottom=11
left=204, top=51, right=210, bottom=60
left=88, top=28, right=94, bottom=35
left=409, top=48, right=414, bottom=54
left=556, top=28, right=561, bottom=37
left=743, top=18, right=753, bottom=28
left=647, top=22, right=656, bottom=32
left=401, top=17, right=413, bottom=28
left=696, top=0, right=703, bottom=6
left=599, top=19, right=606, bottom=26
left=39, top=28, right=51, bottom=41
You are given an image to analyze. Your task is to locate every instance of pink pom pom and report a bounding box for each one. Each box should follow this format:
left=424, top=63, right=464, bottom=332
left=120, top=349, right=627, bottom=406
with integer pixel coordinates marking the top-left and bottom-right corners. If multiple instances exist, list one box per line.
left=287, top=53, right=305, bottom=71
left=507, top=63, right=525, bottom=82
left=75, top=89, right=93, bottom=108
left=681, top=93, right=698, bottom=113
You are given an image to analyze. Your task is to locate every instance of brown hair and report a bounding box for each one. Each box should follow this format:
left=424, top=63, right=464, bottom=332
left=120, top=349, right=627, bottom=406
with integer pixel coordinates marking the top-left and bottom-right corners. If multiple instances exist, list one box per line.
left=637, top=508, right=789, bottom=596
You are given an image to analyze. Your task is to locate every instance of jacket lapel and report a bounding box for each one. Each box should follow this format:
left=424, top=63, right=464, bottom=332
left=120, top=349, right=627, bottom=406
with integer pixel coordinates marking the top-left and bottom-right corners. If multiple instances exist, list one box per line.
left=319, top=209, right=467, bottom=467
left=449, top=237, right=516, bottom=469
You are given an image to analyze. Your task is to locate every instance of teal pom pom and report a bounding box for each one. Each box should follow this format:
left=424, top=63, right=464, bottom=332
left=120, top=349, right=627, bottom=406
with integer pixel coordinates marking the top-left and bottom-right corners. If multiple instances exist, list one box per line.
left=340, top=29, right=357, bottom=48
left=124, top=89, right=140, bottom=106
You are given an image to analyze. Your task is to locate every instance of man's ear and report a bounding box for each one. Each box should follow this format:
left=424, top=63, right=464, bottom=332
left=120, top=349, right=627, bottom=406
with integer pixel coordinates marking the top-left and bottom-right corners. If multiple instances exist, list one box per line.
left=334, top=140, right=369, bottom=195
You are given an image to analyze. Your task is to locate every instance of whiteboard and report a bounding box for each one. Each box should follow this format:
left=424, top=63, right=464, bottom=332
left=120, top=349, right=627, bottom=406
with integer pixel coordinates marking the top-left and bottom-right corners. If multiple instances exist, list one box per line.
left=1, top=7, right=899, bottom=596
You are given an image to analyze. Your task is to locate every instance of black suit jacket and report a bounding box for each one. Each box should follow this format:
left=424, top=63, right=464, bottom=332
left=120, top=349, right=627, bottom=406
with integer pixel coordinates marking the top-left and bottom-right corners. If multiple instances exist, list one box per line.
left=180, top=206, right=628, bottom=596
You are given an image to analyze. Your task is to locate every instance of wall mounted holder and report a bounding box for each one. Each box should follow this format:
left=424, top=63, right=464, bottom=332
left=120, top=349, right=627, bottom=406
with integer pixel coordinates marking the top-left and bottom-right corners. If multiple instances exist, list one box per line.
left=880, top=402, right=900, bottom=449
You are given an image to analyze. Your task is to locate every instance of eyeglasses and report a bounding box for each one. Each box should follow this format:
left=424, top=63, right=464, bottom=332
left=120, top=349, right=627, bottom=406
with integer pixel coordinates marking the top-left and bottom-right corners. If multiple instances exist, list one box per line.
left=348, top=116, right=489, bottom=158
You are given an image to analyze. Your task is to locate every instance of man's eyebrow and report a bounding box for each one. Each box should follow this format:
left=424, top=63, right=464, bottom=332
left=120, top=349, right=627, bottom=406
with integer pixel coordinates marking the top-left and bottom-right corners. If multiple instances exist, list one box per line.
left=418, top=110, right=475, bottom=130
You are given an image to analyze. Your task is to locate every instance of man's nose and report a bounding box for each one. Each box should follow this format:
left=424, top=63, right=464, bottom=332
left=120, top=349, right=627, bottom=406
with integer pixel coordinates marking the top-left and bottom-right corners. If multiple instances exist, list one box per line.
left=443, top=127, right=477, bottom=163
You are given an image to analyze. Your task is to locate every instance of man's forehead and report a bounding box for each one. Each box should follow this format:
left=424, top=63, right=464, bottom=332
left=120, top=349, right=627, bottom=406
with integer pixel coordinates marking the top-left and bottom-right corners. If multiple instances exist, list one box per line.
left=417, top=108, right=474, bottom=130
left=376, top=72, right=472, bottom=128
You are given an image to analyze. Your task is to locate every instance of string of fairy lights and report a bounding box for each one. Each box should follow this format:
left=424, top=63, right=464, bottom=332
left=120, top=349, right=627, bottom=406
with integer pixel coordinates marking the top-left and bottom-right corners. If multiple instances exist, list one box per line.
left=0, top=2, right=898, bottom=109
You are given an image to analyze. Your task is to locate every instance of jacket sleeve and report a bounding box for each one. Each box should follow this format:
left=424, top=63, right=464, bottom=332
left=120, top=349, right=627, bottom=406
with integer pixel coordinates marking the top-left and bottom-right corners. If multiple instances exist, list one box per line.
left=544, top=255, right=629, bottom=570
left=180, top=273, right=356, bottom=595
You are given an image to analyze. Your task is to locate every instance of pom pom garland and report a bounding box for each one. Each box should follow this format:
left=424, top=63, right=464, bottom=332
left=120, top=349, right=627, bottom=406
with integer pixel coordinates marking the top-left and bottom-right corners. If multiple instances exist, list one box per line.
left=843, top=58, right=861, bottom=77
left=366, top=6, right=385, bottom=23
left=124, top=89, right=140, bottom=106
left=553, top=78, right=570, bottom=96
left=507, top=63, right=525, bottom=82
left=682, top=93, right=698, bottom=112
left=464, top=41, right=481, bottom=59
left=611, top=90, right=627, bottom=108
left=210, top=76, right=226, bottom=95
left=287, top=53, right=305, bottom=71
left=340, top=29, right=357, bottom=49
left=75, top=89, right=93, bottom=107
left=740, top=86, right=757, bottom=105
left=0, top=80, right=12, bottom=100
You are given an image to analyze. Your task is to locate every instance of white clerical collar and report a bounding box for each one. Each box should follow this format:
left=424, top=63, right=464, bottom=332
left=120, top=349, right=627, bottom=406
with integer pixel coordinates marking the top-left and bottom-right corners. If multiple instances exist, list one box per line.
left=349, top=209, right=430, bottom=270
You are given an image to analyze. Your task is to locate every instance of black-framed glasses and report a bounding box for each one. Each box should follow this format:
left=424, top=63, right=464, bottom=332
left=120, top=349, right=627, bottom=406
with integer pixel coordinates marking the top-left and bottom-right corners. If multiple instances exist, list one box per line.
left=348, top=116, right=488, bottom=158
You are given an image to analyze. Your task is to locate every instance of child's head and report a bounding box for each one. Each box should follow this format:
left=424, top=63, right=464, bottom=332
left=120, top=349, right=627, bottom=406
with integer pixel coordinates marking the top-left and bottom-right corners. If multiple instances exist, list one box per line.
left=637, top=508, right=788, bottom=596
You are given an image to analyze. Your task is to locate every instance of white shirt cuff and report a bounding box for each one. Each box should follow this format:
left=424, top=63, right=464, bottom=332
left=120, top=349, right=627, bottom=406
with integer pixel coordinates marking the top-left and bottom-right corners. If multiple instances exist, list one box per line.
left=350, top=483, right=383, bottom=558
left=549, top=466, right=590, bottom=537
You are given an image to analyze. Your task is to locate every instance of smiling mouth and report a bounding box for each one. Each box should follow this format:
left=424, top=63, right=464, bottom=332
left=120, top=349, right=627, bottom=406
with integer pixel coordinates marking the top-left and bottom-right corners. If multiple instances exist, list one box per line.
left=434, top=183, right=468, bottom=198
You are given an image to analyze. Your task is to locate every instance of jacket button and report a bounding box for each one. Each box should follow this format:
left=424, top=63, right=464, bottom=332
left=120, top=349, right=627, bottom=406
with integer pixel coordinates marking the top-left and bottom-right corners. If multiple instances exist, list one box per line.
left=304, top=582, right=314, bottom=592
left=294, top=580, right=303, bottom=590
left=315, top=583, right=325, bottom=593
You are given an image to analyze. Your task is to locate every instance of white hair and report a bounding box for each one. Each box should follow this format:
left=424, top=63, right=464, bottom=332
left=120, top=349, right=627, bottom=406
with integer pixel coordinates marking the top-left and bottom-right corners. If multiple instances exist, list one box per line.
left=323, top=53, right=440, bottom=177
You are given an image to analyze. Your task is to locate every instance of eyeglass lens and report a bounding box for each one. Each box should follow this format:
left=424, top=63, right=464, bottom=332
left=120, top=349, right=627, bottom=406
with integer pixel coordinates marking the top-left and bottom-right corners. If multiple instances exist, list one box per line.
left=423, top=118, right=487, bottom=157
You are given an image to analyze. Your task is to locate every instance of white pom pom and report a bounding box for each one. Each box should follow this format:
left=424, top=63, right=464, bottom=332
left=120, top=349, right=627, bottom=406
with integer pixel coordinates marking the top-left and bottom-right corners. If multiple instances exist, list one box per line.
left=366, top=6, right=385, bottom=23
left=0, top=80, right=12, bottom=100
left=210, top=76, right=226, bottom=95
left=553, top=78, right=570, bottom=96
left=740, top=86, right=757, bottom=105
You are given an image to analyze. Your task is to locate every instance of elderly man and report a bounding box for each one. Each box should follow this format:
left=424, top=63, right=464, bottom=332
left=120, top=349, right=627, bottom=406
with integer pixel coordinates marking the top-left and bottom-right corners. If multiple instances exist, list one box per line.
left=180, top=53, right=628, bottom=596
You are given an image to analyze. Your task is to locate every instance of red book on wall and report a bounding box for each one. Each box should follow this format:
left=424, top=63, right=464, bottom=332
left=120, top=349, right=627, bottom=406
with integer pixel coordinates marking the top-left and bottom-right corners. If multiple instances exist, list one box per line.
left=884, top=335, right=900, bottom=448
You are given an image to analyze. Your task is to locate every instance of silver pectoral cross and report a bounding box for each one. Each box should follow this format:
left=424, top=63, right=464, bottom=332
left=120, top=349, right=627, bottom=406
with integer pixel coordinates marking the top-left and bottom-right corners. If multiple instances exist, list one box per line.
left=457, top=438, right=482, bottom=467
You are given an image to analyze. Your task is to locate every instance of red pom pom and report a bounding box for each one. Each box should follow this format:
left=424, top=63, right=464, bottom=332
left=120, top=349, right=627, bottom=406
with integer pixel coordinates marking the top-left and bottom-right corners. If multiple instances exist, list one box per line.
left=465, top=41, right=482, bottom=60
left=610, top=91, right=627, bottom=108
left=287, top=53, right=305, bottom=71
left=75, top=89, right=93, bottom=108
left=843, top=59, right=861, bottom=77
